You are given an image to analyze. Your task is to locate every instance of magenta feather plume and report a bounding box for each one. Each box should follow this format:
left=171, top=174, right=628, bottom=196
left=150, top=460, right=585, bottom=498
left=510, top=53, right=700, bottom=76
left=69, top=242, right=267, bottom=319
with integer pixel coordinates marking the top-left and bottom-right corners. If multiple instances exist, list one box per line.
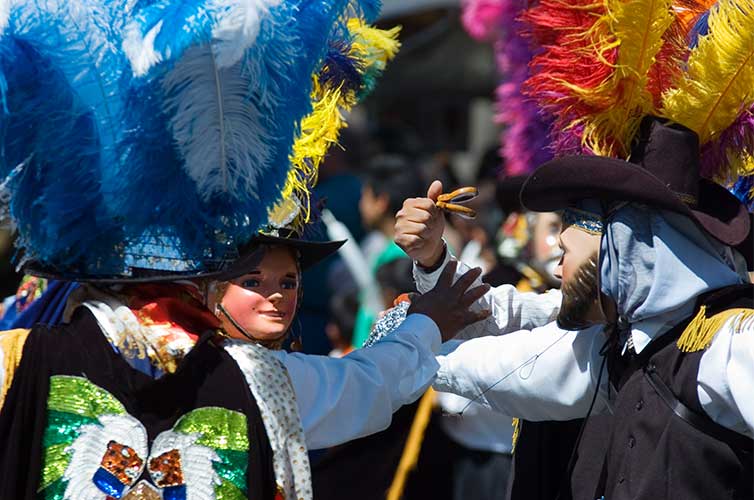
left=463, top=0, right=553, bottom=176
left=462, top=0, right=507, bottom=41
left=700, top=105, right=754, bottom=182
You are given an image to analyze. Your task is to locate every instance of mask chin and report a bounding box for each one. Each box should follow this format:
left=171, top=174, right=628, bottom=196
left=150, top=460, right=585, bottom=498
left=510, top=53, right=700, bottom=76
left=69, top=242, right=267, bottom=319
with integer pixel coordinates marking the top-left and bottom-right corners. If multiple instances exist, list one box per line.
left=556, top=252, right=600, bottom=331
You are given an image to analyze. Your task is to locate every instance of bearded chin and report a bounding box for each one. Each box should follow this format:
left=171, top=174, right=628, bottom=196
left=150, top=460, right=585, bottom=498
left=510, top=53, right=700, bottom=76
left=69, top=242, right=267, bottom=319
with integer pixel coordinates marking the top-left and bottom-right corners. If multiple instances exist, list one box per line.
left=556, top=252, right=600, bottom=331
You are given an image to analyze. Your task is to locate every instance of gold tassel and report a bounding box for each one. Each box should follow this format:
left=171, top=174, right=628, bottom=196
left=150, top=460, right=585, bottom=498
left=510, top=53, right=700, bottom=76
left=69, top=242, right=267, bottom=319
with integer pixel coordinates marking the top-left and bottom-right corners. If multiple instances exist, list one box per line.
left=677, top=306, right=754, bottom=352
left=0, top=329, right=31, bottom=407
left=511, top=417, right=522, bottom=454
left=386, top=388, right=435, bottom=500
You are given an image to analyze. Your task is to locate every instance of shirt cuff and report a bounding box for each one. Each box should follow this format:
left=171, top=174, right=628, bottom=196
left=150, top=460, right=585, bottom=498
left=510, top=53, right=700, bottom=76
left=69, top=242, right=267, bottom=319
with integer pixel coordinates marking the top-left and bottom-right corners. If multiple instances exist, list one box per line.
left=412, top=242, right=453, bottom=293
left=399, top=313, right=442, bottom=354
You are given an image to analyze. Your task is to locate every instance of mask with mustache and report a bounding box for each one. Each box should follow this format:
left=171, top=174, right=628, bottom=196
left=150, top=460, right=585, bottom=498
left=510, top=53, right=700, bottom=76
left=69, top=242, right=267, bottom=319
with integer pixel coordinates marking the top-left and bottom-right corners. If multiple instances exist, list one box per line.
left=556, top=251, right=600, bottom=330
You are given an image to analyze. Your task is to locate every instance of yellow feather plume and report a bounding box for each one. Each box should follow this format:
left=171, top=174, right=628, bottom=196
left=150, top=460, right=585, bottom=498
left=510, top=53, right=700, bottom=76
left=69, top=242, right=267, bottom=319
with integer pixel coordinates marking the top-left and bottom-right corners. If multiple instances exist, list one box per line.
left=662, top=0, right=754, bottom=144
left=583, top=0, right=674, bottom=157
left=268, top=21, right=401, bottom=231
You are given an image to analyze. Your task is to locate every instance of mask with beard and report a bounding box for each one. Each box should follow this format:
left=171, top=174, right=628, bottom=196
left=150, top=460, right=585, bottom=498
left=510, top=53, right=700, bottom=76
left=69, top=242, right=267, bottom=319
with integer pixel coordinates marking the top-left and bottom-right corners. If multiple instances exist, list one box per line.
left=556, top=251, right=600, bottom=330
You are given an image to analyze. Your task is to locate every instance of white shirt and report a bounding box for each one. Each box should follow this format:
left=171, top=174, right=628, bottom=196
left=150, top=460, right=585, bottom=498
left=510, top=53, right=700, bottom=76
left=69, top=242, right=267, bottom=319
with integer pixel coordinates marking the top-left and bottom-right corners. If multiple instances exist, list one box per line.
left=416, top=251, right=754, bottom=437
left=271, top=313, right=441, bottom=450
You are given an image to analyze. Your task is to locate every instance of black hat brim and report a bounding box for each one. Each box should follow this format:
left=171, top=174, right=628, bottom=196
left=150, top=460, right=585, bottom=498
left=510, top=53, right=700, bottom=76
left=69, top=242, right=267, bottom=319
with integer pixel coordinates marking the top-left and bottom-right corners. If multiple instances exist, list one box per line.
left=217, top=235, right=345, bottom=281
left=25, top=237, right=346, bottom=283
left=520, top=156, right=751, bottom=247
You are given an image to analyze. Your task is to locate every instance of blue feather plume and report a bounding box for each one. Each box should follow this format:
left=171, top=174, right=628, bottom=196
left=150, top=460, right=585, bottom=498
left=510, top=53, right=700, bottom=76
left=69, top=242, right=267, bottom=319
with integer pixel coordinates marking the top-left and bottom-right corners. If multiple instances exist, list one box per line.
left=111, top=0, right=357, bottom=267
left=320, top=40, right=364, bottom=95
left=1, top=0, right=387, bottom=277
left=0, top=0, right=132, bottom=274
left=0, top=36, right=121, bottom=272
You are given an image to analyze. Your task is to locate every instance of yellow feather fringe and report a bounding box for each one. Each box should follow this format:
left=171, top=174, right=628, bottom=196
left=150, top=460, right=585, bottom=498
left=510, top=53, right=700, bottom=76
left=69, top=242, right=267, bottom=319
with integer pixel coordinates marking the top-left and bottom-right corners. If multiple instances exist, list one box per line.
left=583, top=0, right=674, bottom=157
left=348, top=18, right=402, bottom=75
left=677, top=306, right=754, bottom=352
left=662, top=0, right=754, bottom=145
left=270, top=20, right=401, bottom=231
left=0, top=329, right=31, bottom=408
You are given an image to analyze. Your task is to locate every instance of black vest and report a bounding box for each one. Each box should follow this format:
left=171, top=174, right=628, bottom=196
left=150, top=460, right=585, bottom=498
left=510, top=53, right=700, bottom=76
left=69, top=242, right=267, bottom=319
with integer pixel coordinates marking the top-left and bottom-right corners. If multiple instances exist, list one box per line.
left=585, top=285, right=754, bottom=500
left=0, top=307, right=277, bottom=500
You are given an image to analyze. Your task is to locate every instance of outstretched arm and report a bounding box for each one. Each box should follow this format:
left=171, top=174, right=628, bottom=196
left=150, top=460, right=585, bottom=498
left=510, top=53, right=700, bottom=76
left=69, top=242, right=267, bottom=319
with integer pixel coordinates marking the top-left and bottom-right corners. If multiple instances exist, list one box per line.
left=434, top=322, right=609, bottom=421
left=274, top=313, right=441, bottom=450
left=413, top=248, right=562, bottom=339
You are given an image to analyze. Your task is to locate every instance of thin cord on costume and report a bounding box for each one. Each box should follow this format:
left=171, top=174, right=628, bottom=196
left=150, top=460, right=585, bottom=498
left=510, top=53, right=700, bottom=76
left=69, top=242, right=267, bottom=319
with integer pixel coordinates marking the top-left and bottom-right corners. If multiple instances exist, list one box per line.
left=217, top=303, right=288, bottom=344
left=554, top=348, right=608, bottom=500
left=446, top=331, right=573, bottom=417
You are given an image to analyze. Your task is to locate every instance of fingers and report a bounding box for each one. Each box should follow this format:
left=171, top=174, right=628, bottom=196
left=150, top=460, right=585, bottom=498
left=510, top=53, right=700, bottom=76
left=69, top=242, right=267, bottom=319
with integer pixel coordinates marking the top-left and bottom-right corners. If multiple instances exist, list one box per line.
left=427, top=180, right=443, bottom=201
left=438, top=259, right=457, bottom=288
left=451, top=266, right=483, bottom=295
left=459, top=283, right=491, bottom=307
left=394, top=233, right=423, bottom=253
left=396, top=198, right=438, bottom=222
left=463, top=309, right=492, bottom=326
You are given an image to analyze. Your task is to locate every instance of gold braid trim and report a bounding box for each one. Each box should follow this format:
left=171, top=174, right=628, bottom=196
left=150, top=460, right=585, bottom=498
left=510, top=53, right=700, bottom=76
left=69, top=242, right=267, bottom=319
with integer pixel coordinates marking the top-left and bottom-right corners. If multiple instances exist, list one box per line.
left=0, top=329, right=31, bottom=408
left=511, top=417, right=522, bottom=454
left=387, top=388, right=435, bottom=500
left=677, top=306, right=754, bottom=353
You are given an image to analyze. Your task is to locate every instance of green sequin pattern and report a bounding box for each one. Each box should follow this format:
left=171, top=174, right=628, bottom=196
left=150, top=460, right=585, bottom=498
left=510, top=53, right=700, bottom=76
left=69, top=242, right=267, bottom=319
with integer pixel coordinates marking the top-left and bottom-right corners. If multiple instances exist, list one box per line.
left=174, top=407, right=249, bottom=451
left=215, top=478, right=248, bottom=500
left=47, top=376, right=126, bottom=418
left=37, top=377, right=252, bottom=499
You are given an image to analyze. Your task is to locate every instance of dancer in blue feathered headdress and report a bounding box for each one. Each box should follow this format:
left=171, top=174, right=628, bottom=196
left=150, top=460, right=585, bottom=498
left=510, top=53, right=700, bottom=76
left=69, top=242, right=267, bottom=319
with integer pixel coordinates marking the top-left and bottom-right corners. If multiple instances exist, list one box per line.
left=0, top=2, right=464, bottom=500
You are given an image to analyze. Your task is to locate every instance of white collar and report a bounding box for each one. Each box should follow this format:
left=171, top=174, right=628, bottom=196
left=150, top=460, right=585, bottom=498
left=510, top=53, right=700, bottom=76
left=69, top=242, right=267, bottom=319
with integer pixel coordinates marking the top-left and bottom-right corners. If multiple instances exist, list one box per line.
left=627, top=299, right=697, bottom=354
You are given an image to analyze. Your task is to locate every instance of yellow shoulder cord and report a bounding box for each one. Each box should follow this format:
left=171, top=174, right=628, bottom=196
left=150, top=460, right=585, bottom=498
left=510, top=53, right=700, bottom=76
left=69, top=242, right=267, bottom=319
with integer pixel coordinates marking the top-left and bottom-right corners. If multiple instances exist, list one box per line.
left=386, top=388, right=436, bottom=500
left=677, top=306, right=754, bottom=352
left=0, top=329, right=31, bottom=407
left=511, top=417, right=522, bottom=453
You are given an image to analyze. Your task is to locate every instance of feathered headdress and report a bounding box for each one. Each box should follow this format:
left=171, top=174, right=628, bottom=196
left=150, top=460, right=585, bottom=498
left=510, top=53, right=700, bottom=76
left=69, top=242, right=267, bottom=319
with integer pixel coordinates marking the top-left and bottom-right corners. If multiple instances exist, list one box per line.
left=461, top=0, right=553, bottom=176
left=522, top=0, right=754, bottom=208
left=0, top=0, right=399, bottom=279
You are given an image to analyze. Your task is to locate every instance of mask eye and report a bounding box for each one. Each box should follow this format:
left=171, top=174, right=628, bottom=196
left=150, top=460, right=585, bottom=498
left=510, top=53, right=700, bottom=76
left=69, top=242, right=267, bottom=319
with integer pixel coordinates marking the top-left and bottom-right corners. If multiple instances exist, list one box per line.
left=281, top=280, right=298, bottom=290
left=242, top=279, right=260, bottom=288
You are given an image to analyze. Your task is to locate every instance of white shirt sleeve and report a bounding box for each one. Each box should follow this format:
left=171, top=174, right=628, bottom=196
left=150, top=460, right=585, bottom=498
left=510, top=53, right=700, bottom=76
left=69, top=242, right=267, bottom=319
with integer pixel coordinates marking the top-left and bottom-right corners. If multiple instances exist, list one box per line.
left=272, top=313, right=441, bottom=450
left=434, top=321, right=610, bottom=421
left=698, top=313, right=754, bottom=437
left=413, top=248, right=562, bottom=340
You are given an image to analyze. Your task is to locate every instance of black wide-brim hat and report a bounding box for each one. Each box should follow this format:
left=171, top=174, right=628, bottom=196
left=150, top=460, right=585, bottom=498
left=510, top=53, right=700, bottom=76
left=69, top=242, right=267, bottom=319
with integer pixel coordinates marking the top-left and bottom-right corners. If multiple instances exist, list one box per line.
left=520, top=117, right=751, bottom=247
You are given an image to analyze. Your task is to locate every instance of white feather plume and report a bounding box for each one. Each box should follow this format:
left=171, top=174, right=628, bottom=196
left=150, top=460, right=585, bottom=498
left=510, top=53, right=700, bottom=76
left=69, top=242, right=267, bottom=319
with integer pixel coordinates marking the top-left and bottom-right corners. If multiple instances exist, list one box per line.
left=210, top=0, right=283, bottom=68
left=149, top=431, right=222, bottom=500
left=162, top=44, right=276, bottom=201
left=123, top=19, right=164, bottom=77
left=64, top=414, right=148, bottom=500
left=0, top=0, right=11, bottom=32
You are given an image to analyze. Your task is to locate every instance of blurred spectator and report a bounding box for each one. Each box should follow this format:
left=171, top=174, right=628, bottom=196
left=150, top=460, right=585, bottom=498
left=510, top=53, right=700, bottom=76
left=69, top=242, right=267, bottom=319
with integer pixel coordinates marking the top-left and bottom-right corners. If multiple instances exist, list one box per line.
left=352, top=154, right=423, bottom=347
left=375, top=258, right=416, bottom=309
left=326, top=292, right=359, bottom=358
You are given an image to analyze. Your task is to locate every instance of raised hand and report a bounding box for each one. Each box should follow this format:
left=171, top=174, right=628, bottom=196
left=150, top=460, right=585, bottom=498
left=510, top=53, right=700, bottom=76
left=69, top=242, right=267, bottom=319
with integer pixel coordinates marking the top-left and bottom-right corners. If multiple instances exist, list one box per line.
left=395, top=180, right=446, bottom=268
left=408, top=261, right=491, bottom=342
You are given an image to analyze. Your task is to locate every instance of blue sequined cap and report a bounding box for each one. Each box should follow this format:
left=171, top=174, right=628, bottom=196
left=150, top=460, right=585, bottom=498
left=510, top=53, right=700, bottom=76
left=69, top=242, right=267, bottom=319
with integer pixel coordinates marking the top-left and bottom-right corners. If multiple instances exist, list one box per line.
left=562, top=208, right=604, bottom=235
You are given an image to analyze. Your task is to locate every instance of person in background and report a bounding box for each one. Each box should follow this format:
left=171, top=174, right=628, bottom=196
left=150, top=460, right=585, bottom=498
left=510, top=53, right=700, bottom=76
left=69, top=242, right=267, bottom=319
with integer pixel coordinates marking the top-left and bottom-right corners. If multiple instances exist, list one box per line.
left=326, top=292, right=359, bottom=358
left=353, top=155, right=424, bottom=347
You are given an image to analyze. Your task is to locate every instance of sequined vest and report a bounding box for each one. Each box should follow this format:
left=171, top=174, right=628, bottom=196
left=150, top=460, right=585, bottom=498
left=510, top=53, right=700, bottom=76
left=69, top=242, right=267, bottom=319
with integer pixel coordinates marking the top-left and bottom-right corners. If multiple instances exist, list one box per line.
left=0, top=307, right=277, bottom=500
left=585, top=285, right=754, bottom=500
